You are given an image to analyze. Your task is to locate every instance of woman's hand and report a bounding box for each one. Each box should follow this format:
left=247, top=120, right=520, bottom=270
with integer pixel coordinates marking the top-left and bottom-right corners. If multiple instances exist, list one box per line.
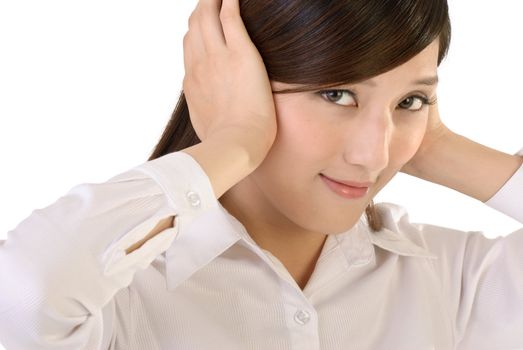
left=401, top=98, right=452, bottom=177
left=401, top=98, right=523, bottom=202
left=182, top=0, right=277, bottom=164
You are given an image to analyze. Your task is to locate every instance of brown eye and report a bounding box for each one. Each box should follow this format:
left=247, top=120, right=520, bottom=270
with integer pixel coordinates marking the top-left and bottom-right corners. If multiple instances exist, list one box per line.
left=319, top=90, right=356, bottom=106
left=398, top=96, right=426, bottom=111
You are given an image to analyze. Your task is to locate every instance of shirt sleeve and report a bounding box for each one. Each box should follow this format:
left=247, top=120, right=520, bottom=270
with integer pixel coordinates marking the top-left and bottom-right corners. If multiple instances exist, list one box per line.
left=0, top=151, right=220, bottom=350
left=452, top=148, right=523, bottom=349
left=436, top=226, right=522, bottom=350
left=386, top=147, right=523, bottom=349
left=392, top=214, right=523, bottom=349
left=446, top=148, right=523, bottom=348
left=413, top=143, right=523, bottom=349
left=484, top=147, right=523, bottom=222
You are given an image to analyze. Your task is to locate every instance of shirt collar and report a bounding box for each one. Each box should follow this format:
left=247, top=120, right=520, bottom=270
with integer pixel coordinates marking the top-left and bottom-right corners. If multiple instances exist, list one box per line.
left=367, top=225, right=439, bottom=259
left=321, top=215, right=438, bottom=269
left=164, top=202, right=437, bottom=291
left=366, top=203, right=439, bottom=259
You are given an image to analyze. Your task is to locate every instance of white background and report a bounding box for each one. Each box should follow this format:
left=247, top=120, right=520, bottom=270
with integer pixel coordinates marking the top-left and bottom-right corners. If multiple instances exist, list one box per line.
left=0, top=1, right=522, bottom=347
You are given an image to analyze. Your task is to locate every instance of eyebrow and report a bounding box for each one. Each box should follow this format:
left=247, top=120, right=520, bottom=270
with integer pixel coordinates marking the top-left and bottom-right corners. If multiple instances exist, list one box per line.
left=360, top=75, right=439, bottom=87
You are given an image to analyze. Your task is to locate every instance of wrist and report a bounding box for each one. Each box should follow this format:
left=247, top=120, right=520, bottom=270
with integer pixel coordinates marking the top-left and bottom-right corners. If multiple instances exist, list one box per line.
left=402, top=126, right=454, bottom=180
left=182, top=133, right=258, bottom=199
left=405, top=131, right=523, bottom=202
left=210, top=127, right=274, bottom=168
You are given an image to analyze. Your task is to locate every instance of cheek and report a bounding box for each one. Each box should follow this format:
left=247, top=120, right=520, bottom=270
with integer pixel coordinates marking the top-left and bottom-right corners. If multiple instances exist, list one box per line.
left=253, top=101, right=331, bottom=204
left=272, top=98, right=332, bottom=160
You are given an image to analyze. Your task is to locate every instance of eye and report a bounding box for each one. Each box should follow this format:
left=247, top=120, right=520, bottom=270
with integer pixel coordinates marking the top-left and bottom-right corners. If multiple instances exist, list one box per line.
left=318, top=89, right=356, bottom=106
left=398, top=95, right=431, bottom=112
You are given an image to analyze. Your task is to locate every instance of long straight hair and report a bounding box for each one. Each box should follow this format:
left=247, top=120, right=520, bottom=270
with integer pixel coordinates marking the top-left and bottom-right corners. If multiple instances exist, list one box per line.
left=148, top=0, right=452, bottom=232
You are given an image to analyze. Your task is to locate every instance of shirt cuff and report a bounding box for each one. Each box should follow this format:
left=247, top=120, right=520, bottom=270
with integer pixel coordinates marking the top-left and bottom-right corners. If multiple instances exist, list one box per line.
left=134, top=151, right=242, bottom=291
left=485, top=147, right=523, bottom=223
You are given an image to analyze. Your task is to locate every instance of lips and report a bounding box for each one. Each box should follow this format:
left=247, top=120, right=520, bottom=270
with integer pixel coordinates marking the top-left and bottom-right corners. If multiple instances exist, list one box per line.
left=320, top=174, right=370, bottom=199
left=320, top=174, right=373, bottom=188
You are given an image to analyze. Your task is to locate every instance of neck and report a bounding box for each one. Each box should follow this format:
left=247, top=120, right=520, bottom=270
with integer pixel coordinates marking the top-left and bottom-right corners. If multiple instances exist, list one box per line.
left=219, top=181, right=328, bottom=289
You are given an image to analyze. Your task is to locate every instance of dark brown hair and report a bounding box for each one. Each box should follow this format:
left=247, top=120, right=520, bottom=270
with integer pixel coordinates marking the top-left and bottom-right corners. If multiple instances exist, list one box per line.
left=148, top=0, right=452, bottom=232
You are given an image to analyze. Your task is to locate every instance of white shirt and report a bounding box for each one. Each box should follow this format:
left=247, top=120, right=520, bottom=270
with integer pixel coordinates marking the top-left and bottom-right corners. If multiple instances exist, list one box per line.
left=0, top=148, right=522, bottom=350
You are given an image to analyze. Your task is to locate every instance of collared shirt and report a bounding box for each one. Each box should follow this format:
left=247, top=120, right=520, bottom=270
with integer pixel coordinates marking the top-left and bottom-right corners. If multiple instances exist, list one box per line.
left=0, top=148, right=522, bottom=350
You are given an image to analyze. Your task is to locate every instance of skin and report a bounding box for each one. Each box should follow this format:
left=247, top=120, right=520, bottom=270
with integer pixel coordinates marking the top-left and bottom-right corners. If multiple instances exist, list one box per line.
left=218, top=41, right=440, bottom=289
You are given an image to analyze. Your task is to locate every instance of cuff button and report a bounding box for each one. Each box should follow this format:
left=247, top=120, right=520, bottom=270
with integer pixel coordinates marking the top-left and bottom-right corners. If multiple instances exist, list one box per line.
left=186, top=191, right=201, bottom=207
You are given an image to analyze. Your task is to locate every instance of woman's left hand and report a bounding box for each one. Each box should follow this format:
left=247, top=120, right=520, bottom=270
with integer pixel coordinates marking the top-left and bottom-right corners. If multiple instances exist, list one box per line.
left=400, top=98, right=452, bottom=177
left=400, top=98, right=523, bottom=202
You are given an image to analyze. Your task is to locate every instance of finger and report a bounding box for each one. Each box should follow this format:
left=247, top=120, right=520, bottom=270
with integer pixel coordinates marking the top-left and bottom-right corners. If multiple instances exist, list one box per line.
left=198, top=0, right=226, bottom=52
left=219, top=0, right=253, bottom=49
left=182, top=30, right=194, bottom=76
left=183, top=3, right=206, bottom=71
left=189, top=2, right=207, bottom=54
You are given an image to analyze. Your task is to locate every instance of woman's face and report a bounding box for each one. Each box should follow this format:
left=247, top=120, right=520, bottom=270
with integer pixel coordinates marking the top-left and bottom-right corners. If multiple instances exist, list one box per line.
left=226, top=40, right=439, bottom=236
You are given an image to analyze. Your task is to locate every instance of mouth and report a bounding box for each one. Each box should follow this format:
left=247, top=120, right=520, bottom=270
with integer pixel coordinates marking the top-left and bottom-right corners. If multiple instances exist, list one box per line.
left=319, top=174, right=370, bottom=199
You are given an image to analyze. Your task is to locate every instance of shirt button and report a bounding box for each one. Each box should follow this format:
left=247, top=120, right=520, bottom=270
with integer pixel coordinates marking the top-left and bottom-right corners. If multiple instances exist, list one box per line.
left=186, top=191, right=201, bottom=207
left=294, top=309, right=311, bottom=325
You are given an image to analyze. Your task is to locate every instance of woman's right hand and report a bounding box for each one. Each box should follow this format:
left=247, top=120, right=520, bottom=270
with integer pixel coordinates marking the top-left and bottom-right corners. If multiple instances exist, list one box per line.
left=182, top=0, right=277, bottom=164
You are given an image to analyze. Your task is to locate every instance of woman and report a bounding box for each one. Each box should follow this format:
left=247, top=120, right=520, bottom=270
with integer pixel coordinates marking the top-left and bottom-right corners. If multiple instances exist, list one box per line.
left=1, top=0, right=522, bottom=349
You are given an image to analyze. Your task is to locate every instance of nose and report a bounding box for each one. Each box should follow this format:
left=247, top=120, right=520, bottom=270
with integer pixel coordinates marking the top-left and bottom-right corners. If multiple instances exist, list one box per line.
left=342, top=107, right=391, bottom=174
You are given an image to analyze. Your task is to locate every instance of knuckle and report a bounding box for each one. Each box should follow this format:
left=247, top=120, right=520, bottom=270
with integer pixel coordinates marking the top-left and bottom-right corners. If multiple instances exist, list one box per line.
left=219, top=9, right=234, bottom=23
left=187, top=12, right=197, bottom=28
left=182, top=32, right=190, bottom=46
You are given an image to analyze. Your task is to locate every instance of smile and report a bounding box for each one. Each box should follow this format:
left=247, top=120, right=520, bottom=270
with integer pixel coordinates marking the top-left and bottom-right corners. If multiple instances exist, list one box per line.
left=320, top=174, right=370, bottom=199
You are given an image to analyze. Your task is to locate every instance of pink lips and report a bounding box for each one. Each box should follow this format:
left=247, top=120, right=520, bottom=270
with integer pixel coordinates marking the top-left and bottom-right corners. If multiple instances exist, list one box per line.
left=320, top=174, right=370, bottom=199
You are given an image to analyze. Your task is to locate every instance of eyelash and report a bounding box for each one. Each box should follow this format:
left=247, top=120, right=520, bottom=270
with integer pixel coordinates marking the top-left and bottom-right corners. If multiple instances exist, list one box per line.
left=316, top=89, right=437, bottom=112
